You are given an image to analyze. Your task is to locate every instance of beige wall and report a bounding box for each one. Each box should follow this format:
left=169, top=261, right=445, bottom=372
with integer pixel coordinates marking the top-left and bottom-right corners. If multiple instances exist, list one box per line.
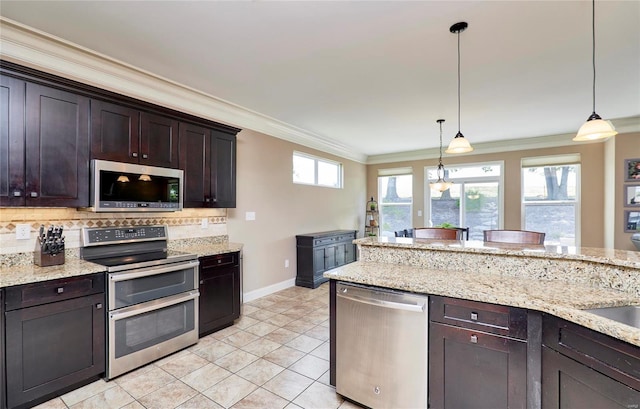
left=366, top=139, right=612, bottom=248
left=614, top=132, right=640, bottom=250
left=227, top=129, right=366, bottom=296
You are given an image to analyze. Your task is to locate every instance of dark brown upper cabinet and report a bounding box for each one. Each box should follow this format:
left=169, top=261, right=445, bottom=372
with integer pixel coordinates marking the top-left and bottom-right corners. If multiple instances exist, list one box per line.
left=179, top=123, right=237, bottom=208
left=90, top=99, right=179, bottom=168
left=1, top=76, right=90, bottom=207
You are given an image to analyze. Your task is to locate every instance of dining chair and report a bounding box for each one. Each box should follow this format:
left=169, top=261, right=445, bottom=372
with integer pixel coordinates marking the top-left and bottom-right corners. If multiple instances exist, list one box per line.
left=413, top=227, right=460, bottom=240
left=483, top=229, right=545, bottom=245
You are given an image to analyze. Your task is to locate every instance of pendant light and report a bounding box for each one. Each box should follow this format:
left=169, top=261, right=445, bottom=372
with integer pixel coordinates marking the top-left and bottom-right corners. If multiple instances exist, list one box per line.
left=446, top=22, right=474, bottom=154
left=430, top=119, right=453, bottom=192
left=573, top=0, right=617, bottom=141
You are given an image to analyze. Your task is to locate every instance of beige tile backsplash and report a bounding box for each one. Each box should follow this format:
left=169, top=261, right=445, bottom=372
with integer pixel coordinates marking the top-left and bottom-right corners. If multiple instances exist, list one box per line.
left=0, top=207, right=228, bottom=254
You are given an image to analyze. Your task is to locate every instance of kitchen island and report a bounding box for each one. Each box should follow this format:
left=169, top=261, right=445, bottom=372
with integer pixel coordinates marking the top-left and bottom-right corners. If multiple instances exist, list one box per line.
left=326, top=236, right=640, bottom=408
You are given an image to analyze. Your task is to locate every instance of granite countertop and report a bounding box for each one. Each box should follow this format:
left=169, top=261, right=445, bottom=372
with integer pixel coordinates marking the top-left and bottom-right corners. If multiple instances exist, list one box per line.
left=355, top=236, right=640, bottom=270
left=324, top=261, right=640, bottom=347
left=1, top=239, right=243, bottom=288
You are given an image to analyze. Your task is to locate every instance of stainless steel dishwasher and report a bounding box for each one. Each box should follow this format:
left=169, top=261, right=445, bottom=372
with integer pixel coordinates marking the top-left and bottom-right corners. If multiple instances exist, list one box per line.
left=335, top=281, right=428, bottom=409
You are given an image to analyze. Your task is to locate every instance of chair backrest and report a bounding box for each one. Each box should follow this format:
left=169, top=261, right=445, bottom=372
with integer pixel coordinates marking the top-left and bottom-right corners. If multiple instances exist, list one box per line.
left=483, top=229, right=545, bottom=245
left=413, top=227, right=460, bottom=240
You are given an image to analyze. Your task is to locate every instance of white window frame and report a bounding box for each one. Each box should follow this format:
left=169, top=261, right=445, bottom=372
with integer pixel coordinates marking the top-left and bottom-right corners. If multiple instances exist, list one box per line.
left=424, top=161, right=504, bottom=229
left=521, top=155, right=581, bottom=247
left=377, top=167, right=413, bottom=237
left=293, top=151, right=343, bottom=188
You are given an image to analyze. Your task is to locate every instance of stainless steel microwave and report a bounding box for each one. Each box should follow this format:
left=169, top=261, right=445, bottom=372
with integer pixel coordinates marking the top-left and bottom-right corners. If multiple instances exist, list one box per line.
left=88, top=160, right=183, bottom=212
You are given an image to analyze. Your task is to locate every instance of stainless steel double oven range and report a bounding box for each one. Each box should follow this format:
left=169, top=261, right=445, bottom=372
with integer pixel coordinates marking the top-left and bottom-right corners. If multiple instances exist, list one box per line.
left=81, top=225, right=199, bottom=380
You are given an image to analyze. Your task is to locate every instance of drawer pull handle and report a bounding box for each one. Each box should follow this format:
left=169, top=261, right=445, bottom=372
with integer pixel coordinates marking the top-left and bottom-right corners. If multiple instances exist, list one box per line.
left=132, top=152, right=138, bottom=158
left=57, top=287, right=64, bottom=294
left=96, top=303, right=103, bottom=309
left=218, top=259, right=222, bottom=264
left=470, top=312, right=478, bottom=321
left=470, top=334, right=478, bottom=344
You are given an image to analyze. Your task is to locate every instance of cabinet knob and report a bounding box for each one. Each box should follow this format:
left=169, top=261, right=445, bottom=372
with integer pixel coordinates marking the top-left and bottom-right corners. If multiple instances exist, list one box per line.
left=13, top=191, right=22, bottom=197
left=30, top=192, right=38, bottom=198
left=96, top=303, right=103, bottom=309
left=200, top=280, right=204, bottom=284
left=217, top=259, right=222, bottom=264
left=470, top=312, right=478, bottom=321
left=56, top=287, right=64, bottom=294
left=470, top=334, right=478, bottom=344
left=142, top=154, right=148, bottom=159
left=132, top=152, right=138, bottom=158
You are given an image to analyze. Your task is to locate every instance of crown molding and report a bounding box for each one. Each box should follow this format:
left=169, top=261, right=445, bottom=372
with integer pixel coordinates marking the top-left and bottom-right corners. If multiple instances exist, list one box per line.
left=0, top=17, right=368, bottom=164
left=366, top=116, right=640, bottom=165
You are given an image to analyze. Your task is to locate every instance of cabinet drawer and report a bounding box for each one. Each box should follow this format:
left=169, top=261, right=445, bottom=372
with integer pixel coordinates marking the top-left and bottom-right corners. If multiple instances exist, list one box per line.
left=200, top=252, right=238, bottom=268
left=5, top=273, right=105, bottom=311
left=314, top=237, right=336, bottom=246
left=542, top=315, right=640, bottom=388
left=335, top=234, right=356, bottom=243
left=430, top=296, right=527, bottom=340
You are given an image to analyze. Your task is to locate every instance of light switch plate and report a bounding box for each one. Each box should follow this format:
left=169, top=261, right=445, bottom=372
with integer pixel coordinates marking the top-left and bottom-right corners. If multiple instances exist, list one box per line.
left=16, top=223, right=31, bottom=240
left=201, top=218, right=209, bottom=229
left=246, top=212, right=256, bottom=221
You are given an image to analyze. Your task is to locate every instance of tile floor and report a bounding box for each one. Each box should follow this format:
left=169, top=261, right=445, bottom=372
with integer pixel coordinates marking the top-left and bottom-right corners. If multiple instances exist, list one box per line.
left=35, top=283, right=364, bottom=409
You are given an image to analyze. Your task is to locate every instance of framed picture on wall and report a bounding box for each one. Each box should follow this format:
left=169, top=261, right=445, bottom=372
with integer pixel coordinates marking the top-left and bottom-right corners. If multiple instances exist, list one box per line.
left=625, top=210, right=640, bottom=232
left=625, top=158, right=640, bottom=181
left=625, top=185, right=640, bottom=207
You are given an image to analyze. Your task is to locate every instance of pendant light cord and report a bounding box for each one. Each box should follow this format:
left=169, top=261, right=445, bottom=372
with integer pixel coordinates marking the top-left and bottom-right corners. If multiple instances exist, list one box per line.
left=457, top=30, right=462, bottom=133
left=591, top=0, right=596, bottom=114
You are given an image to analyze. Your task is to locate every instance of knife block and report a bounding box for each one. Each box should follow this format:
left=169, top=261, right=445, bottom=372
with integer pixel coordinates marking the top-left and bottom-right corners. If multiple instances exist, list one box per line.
left=34, top=243, right=65, bottom=267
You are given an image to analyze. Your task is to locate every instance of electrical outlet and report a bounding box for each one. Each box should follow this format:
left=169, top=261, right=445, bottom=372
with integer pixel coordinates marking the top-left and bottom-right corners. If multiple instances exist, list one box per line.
left=285, top=259, right=290, bottom=268
left=245, top=212, right=256, bottom=221
left=418, top=210, right=423, bottom=217
left=201, top=218, right=209, bottom=229
left=16, top=223, right=31, bottom=240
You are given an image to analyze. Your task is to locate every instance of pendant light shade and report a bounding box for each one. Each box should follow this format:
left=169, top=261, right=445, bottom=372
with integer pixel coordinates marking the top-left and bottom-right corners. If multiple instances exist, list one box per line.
left=573, top=0, right=617, bottom=142
left=430, top=119, right=453, bottom=192
left=446, top=22, right=473, bottom=154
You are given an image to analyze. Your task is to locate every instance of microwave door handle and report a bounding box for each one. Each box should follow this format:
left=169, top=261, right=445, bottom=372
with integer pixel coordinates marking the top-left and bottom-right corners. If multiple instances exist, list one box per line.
left=109, top=290, right=199, bottom=320
left=109, top=260, right=200, bottom=282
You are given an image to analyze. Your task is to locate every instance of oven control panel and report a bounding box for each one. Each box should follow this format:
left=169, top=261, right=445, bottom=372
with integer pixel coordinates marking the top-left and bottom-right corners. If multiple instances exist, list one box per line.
left=82, top=225, right=168, bottom=245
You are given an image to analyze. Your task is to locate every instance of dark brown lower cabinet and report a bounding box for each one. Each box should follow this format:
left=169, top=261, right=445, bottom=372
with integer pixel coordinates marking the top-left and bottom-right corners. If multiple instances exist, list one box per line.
left=199, top=252, right=241, bottom=337
left=429, top=322, right=527, bottom=409
left=4, top=274, right=105, bottom=409
left=542, top=315, right=640, bottom=409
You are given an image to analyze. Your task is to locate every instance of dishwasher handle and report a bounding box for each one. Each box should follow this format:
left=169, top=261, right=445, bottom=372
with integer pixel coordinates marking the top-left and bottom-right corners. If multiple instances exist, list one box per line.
left=337, top=291, right=425, bottom=313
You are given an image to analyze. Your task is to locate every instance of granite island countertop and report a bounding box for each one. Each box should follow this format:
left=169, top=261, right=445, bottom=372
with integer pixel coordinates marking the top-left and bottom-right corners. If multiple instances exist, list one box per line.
left=325, top=237, right=640, bottom=347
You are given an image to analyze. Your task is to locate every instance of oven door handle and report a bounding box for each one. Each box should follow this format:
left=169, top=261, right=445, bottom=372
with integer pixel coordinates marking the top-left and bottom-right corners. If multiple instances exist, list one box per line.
left=109, top=290, right=199, bottom=320
left=109, top=260, right=200, bottom=282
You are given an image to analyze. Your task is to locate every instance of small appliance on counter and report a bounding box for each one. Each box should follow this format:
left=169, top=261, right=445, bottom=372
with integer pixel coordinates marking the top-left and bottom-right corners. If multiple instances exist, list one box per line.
left=34, top=224, right=65, bottom=267
left=632, top=233, right=640, bottom=251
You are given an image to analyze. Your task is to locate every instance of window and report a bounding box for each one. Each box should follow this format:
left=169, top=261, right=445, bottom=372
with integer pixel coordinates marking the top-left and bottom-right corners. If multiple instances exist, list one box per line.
left=378, top=168, right=413, bottom=237
left=426, top=162, right=503, bottom=241
left=293, top=152, right=342, bottom=188
left=522, top=155, right=580, bottom=246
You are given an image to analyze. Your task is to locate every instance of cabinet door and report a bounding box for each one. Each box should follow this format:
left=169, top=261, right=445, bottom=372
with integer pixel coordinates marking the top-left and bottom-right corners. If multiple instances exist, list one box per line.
left=5, top=293, right=105, bottom=408
left=0, top=75, right=25, bottom=206
left=429, top=322, right=527, bottom=409
left=90, top=99, right=139, bottom=163
left=325, top=245, right=337, bottom=270
left=345, top=241, right=356, bottom=263
left=179, top=122, right=211, bottom=207
left=25, top=83, right=90, bottom=207
left=1, top=289, right=5, bottom=409
left=313, top=247, right=327, bottom=275
left=140, top=112, right=179, bottom=168
left=199, top=262, right=240, bottom=336
left=335, top=243, right=346, bottom=266
left=542, top=346, right=639, bottom=408
left=210, top=131, right=236, bottom=208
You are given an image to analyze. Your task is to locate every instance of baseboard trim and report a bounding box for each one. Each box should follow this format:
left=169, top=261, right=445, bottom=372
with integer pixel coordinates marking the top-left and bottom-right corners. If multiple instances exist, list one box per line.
left=243, top=278, right=296, bottom=303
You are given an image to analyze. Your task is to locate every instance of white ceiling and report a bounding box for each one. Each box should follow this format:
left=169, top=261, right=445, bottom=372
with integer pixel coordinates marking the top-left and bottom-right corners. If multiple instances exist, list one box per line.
left=1, top=1, right=639, bottom=161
